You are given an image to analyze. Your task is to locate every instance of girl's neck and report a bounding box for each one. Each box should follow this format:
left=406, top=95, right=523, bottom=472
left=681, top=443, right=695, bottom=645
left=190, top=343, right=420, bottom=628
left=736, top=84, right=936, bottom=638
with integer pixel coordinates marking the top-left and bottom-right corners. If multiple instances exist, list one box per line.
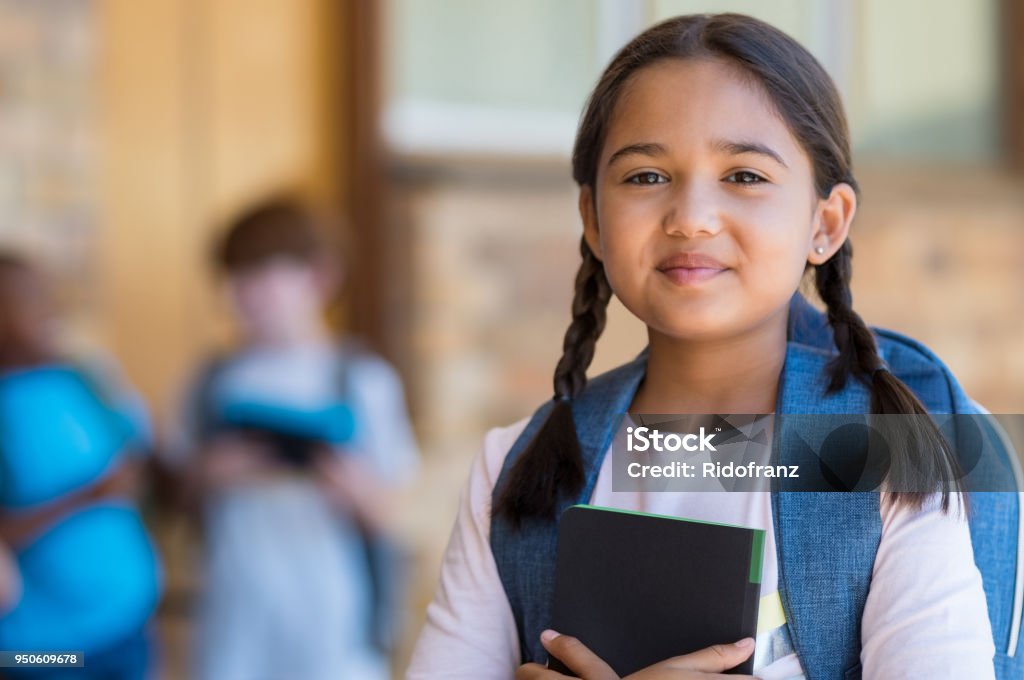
left=248, top=317, right=333, bottom=352
left=630, top=310, right=788, bottom=415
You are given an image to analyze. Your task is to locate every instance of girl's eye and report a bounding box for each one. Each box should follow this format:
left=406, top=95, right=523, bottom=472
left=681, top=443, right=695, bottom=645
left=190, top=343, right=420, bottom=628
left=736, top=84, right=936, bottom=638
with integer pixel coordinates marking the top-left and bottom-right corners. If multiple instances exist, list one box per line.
left=724, top=170, right=767, bottom=185
left=626, top=171, right=667, bottom=185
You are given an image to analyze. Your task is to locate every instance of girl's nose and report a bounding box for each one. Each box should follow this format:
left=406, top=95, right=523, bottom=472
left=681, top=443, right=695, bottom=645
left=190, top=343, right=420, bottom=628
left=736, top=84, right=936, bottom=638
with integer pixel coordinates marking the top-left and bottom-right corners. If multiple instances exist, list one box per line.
left=661, top=181, right=722, bottom=238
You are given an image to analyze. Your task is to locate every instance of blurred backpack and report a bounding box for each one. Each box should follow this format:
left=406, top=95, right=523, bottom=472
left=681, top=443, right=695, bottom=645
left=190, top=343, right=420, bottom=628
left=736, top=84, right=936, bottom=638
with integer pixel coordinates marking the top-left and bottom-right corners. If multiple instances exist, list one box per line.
left=0, top=363, right=161, bottom=654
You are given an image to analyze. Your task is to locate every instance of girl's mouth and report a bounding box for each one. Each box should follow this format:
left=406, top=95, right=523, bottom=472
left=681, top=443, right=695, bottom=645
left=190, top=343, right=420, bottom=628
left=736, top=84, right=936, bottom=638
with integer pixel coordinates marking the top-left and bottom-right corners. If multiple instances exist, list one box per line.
left=658, top=266, right=726, bottom=285
left=656, top=252, right=729, bottom=285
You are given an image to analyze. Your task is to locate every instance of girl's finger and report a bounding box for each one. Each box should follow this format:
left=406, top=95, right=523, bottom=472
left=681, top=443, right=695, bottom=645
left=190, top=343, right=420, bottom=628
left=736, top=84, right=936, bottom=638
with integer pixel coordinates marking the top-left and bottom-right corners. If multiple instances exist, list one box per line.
left=540, top=629, right=619, bottom=680
left=514, top=662, right=575, bottom=679
left=661, top=637, right=755, bottom=673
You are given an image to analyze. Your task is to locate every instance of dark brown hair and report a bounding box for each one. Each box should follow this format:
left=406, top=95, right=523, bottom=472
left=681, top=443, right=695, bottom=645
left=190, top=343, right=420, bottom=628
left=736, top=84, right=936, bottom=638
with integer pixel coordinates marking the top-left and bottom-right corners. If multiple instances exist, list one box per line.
left=494, top=13, right=962, bottom=527
left=213, top=198, right=325, bottom=274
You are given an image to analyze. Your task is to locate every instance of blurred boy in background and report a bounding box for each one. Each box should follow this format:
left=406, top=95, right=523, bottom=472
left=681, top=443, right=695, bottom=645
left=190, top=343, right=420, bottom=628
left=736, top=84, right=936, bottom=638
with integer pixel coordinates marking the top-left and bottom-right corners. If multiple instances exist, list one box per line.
left=168, top=199, right=419, bottom=680
left=0, top=251, right=162, bottom=679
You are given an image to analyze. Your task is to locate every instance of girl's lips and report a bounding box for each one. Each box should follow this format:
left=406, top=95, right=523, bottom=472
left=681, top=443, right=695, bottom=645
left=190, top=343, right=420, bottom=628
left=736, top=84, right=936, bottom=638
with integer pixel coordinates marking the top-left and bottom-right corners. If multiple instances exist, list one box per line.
left=658, top=266, right=726, bottom=285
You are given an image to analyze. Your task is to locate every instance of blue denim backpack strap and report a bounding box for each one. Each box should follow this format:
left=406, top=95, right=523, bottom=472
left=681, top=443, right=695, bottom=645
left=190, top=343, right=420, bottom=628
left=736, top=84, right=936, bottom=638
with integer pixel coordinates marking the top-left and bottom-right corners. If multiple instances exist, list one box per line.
left=774, top=342, right=879, bottom=680
left=789, top=292, right=961, bottom=412
left=790, top=292, right=1024, bottom=676
left=489, top=348, right=649, bottom=663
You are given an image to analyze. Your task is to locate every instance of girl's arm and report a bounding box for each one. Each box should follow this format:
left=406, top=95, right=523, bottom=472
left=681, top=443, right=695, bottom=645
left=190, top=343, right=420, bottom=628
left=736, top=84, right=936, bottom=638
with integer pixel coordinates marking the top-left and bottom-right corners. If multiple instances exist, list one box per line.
left=314, top=354, right=422, bottom=534
left=0, top=540, right=20, bottom=616
left=0, top=458, right=143, bottom=548
left=345, top=353, right=421, bottom=486
left=860, top=492, right=995, bottom=679
left=405, top=420, right=528, bottom=679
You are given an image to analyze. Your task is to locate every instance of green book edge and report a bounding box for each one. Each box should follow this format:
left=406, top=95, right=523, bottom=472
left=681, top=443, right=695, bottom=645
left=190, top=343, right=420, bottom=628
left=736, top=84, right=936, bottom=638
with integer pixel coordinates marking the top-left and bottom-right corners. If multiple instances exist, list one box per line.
left=567, top=503, right=766, bottom=584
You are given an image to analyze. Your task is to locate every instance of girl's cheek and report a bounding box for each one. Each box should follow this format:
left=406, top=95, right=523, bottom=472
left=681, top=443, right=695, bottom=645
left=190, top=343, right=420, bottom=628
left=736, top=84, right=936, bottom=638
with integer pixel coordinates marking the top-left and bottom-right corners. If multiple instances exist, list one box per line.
left=747, top=238, right=809, bottom=298
left=601, top=184, right=667, bottom=219
left=729, top=219, right=800, bottom=279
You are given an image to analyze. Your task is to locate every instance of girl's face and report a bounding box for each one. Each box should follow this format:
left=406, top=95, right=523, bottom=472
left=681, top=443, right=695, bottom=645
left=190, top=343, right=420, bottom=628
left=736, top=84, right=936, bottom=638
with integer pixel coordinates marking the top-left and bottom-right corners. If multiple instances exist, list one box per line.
left=0, top=266, right=57, bottom=365
left=0, top=266, right=55, bottom=350
left=581, top=57, right=854, bottom=343
left=226, top=257, right=326, bottom=345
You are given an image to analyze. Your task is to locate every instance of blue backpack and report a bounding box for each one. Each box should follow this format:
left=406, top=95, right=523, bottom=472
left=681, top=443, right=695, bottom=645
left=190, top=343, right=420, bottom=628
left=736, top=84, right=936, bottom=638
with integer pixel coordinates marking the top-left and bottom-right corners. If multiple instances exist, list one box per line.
left=0, top=364, right=162, bottom=654
left=490, top=293, right=1023, bottom=679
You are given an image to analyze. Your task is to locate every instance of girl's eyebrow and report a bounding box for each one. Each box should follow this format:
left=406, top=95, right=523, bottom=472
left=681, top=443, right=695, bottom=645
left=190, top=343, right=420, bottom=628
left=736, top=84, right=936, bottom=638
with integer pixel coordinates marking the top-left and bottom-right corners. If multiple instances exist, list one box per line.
left=710, top=137, right=788, bottom=169
left=606, top=142, right=667, bottom=167
left=606, top=139, right=789, bottom=169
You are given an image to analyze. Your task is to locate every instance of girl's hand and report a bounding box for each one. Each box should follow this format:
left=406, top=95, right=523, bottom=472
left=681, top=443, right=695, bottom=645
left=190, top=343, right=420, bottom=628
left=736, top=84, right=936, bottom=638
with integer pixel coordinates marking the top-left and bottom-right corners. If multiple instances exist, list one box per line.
left=0, top=458, right=148, bottom=549
left=515, top=630, right=757, bottom=680
left=87, top=458, right=144, bottom=501
left=199, top=433, right=280, bottom=488
left=312, top=450, right=393, bottom=533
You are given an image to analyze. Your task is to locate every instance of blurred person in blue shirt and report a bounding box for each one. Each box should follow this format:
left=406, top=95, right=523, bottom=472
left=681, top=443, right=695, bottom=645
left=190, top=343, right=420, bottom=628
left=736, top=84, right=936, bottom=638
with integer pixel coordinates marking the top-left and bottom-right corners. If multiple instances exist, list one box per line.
left=166, top=199, right=419, bottom=680
left=0, top=251, right=162, bottom=679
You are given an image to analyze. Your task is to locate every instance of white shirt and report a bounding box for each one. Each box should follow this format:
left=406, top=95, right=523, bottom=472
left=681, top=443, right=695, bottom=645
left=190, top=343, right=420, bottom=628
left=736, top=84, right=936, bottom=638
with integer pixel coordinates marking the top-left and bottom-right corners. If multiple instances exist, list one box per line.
left=407, top=416, right=995, bottom=680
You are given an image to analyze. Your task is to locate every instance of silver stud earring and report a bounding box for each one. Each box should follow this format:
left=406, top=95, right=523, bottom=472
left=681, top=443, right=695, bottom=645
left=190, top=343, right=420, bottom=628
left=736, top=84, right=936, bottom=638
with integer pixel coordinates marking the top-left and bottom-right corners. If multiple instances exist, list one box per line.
left=814, top=246, right=825, bottom=255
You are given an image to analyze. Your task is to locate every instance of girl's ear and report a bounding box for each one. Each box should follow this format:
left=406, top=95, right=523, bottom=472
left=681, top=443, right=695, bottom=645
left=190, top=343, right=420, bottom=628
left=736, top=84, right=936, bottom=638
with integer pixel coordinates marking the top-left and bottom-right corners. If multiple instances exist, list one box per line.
left=808, top=182, right=857, bottom=265
left=579, top=186, right=603, bottom=261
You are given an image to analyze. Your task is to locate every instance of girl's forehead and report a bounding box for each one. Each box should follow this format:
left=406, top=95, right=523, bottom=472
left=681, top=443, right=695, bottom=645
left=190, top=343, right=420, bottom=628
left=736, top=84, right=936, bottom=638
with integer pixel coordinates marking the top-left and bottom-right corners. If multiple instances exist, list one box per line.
left=602, top=57, right=808, bottom=168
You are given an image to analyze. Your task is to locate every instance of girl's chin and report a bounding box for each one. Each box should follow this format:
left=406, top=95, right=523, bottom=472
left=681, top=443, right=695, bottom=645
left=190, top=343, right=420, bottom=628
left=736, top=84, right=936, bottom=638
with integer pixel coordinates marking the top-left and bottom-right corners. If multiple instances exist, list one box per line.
left=645, top=304, right=791, bottom=345
left=648, top=318, right=743, bottom=343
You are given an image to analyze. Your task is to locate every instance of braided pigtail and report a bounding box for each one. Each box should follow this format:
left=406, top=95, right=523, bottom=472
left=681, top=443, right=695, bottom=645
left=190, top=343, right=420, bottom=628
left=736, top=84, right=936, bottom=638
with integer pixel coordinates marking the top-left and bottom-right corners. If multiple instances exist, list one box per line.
left=493, top=237, right=612, bottom=528
left=815, top=243, right=964, bottom=513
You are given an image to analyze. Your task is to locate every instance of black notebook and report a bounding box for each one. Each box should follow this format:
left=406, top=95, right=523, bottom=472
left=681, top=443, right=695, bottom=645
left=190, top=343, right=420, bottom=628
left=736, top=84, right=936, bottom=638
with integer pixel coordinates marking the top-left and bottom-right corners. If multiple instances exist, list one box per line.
left=548, top=505, right=765, bottom=676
